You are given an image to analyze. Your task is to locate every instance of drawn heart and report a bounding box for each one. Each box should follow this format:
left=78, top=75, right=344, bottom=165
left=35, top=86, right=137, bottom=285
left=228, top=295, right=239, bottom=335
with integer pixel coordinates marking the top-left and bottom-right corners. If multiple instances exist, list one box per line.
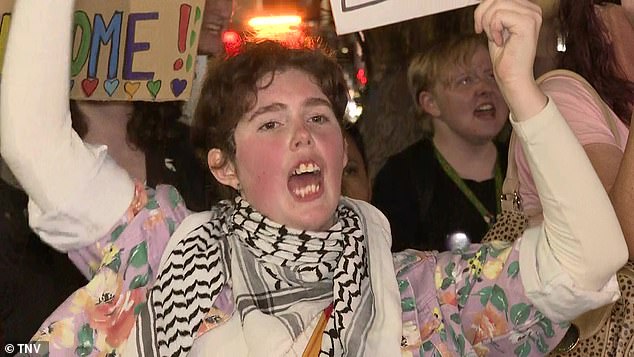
left=104, top=79, right=120, bottom=97
left=81, top=78, right=99, bottom=97
left=124, top=82, right=141, bottom=98
left=171, top=79, right=188, bottom=97
left=147, top=80, right=162, bottom=98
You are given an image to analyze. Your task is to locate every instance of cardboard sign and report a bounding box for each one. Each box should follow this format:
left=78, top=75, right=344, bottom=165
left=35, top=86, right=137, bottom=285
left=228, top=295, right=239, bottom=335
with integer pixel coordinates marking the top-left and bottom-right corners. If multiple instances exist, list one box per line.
left=329, top=0, right=479, bottom=35
left=0, top=0, right=205, bottom=101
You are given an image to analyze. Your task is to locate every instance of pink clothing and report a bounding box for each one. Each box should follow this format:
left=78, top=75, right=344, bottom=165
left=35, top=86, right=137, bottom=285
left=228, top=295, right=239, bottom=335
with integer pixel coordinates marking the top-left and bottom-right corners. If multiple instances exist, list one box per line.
left=515, top=74, right=629, bottom=216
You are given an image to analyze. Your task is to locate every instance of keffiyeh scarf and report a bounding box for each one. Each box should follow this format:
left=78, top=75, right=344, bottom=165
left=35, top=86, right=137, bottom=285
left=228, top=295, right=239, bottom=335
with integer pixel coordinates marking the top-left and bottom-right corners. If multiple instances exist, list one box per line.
left=134, top=197, right=375, bottom=356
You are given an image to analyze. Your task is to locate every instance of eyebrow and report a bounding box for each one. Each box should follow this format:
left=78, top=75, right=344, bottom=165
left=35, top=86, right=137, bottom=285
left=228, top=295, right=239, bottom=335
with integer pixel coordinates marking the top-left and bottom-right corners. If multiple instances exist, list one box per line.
left=248, top=102, right=286, bottom=122
left=303, top=97, right=332, bottom=109
left=248, top=97, right=332, bottom=122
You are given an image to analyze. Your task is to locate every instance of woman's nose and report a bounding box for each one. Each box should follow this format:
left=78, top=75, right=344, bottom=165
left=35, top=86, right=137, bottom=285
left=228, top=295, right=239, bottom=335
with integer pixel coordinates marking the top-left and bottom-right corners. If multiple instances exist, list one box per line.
left=291, top=122, right=313, bottom=149
left=475, top=76, right=497, bottom=96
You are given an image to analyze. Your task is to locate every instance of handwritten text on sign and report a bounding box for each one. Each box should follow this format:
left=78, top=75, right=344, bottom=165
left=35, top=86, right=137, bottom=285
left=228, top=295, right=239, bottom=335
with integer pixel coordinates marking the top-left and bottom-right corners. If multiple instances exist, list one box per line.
left=0, top=0, right=205, bottom=101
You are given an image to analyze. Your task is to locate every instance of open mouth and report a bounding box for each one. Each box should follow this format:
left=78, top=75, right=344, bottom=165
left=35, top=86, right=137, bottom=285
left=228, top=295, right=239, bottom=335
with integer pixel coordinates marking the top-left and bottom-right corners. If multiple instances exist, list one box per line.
left=288, top=161, right=323, bottom=199
left=474, top=103, right=496, bottom=118
left=203, top=23, right=223, bottom=34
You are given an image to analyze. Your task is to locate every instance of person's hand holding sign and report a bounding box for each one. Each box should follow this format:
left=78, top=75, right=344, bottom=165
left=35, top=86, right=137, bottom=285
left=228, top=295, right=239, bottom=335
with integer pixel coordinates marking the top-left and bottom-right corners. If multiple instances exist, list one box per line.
left=474, top=0, right=547, bottom=121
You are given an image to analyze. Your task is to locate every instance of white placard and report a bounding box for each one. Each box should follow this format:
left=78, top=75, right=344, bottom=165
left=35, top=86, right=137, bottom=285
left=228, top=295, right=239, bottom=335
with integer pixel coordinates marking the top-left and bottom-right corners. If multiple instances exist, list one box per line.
left=329, top=0, right=479, bottom=34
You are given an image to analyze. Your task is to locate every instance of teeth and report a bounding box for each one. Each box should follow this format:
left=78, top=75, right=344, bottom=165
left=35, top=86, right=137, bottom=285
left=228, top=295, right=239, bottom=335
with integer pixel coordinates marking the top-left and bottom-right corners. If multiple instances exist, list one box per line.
left=293, top=184, right=320, bottom=198
left=293, top=162, right=321, bottom=175
left=477, top=104, right=493, bottom=111
left=203, top=24, right=222, bottom=32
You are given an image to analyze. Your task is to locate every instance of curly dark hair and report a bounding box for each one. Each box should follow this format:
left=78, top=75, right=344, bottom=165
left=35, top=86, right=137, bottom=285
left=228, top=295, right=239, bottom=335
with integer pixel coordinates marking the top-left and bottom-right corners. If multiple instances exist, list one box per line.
left=558, top=0, right=634, bottom=125
left=190, top=40, right=349, bottom=171
left=70, top=100, right=183, bottom=151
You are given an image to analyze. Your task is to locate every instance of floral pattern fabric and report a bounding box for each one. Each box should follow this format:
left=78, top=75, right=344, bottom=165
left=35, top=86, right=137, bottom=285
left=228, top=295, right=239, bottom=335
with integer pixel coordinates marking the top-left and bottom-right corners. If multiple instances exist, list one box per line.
left=31, top=183, right=189, bottom=356
left=396, top=240, right=569, bottom=357
left=31, top=183, right=567, bottom=356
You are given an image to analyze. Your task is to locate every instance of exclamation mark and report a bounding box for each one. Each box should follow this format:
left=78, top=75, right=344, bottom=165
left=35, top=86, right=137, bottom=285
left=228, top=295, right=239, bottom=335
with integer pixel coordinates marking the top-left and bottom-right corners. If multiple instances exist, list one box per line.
left=173, top=4, right=192, bottom=71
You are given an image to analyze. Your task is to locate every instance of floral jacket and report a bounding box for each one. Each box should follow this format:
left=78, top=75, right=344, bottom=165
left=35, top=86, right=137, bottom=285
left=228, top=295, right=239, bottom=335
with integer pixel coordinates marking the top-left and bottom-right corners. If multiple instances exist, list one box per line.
left=31, top=184, right=566, bottom=356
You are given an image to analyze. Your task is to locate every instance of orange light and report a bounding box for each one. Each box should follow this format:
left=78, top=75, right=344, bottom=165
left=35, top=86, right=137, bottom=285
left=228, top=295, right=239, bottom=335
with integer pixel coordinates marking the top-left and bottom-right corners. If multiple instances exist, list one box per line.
left=246, top=15, right=306, bottom=47
left=247, top=15, right=302, bottom=40
left=247, top=15, right=302, bottom=29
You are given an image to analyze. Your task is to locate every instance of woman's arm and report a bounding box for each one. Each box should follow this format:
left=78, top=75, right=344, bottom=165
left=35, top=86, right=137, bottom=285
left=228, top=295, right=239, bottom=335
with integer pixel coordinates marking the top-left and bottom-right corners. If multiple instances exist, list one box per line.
left=592, top=125, right=634, bottom=260
left=0, top=0, right=135, bottom=251
left=474, top=0, right=547, bottom=121
left=514, top=74, right=634, bottom=259
left=513, top=99, right=626, bottom=320
left=476, top=0, right=627, bottom=321
left=540, top=75, right=634, bottom=259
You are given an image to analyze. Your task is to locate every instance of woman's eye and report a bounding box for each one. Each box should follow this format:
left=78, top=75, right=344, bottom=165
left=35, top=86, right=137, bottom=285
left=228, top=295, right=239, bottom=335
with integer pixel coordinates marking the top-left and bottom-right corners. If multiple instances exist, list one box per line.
left=259, top=121, right=279, bottom=131
left=309, top=115, right=328, bottom=124
left=344, top=163, right=358, bottom=176
left=457, top=76, right=473, bottom=86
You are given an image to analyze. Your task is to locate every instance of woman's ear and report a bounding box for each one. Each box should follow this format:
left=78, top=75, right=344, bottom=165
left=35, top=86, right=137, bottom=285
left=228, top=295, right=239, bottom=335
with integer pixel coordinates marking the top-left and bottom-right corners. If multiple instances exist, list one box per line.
left=419, top=90, right=441, bottom=118
left=208, top=149, right=240, bottom=190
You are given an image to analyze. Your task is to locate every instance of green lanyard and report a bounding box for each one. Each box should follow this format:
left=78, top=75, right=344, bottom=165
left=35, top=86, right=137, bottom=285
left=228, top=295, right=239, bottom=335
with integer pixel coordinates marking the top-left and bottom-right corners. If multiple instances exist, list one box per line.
left=433, top=146, right=502, bottom=226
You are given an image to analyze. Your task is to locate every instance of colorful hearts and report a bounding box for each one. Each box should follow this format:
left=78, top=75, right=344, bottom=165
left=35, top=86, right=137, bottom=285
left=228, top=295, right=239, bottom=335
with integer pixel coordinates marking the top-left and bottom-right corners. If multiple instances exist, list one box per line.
left=124, top=82, right=141, bottom=98
left=104, top=79, right=120, bottom=97
left=75, top=77, right=186, bottom=100
left=170, top=79, right=188, bottom=97
left=147, top=80, right=162, bottom=98
left=81, top=78, right=99, bottom=97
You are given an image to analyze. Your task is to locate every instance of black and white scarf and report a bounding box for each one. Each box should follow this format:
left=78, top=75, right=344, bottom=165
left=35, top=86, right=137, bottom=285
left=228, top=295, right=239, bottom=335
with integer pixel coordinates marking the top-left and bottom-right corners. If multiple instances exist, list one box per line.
left=134, top=196, right=375, bottom=356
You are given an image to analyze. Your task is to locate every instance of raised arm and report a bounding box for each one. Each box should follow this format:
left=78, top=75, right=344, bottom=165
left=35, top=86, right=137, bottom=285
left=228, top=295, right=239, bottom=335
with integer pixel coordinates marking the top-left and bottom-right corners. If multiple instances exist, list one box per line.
left=528, top=75, right=634, bottom=260
left=0, top=0, right=135, bottom=251
left=474, top=0, right=546, bottom=121
left=475, top=0, right=627, bottom=320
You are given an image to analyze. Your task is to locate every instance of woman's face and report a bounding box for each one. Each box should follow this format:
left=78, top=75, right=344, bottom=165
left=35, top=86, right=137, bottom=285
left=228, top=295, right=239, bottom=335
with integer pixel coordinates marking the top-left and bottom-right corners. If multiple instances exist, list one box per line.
left=229, top=69, right=347, bottom=231
left=429, top=46, right=508, bottom=145
left=198, top=0, right=234, bottom=56
left=342, top=133, right=371, bottom=202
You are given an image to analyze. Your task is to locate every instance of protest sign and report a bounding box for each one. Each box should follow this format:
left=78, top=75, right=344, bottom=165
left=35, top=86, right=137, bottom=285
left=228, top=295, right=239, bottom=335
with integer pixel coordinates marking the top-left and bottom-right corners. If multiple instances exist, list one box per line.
left=0, top=0, right=205, bottom=101
left=329, top=0, right=479, bottom=34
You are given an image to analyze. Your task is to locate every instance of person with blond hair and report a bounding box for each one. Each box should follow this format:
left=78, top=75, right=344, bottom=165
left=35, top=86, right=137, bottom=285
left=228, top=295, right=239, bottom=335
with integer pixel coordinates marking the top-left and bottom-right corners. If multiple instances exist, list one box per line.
left=373, top=34, right=509, bottom=253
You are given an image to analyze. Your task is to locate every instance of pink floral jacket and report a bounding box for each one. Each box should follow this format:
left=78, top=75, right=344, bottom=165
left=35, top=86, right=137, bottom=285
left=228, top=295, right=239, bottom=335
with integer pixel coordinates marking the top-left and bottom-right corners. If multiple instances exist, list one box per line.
left=31, top=184, right=567, bottom=356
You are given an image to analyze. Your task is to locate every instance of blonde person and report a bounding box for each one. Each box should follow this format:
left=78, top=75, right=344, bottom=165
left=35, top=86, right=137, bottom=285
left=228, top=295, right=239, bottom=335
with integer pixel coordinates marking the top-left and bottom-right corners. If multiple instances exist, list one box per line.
left=372, top=34, right=509, bottom=252
left=1, top=0, right=627, bottom=355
